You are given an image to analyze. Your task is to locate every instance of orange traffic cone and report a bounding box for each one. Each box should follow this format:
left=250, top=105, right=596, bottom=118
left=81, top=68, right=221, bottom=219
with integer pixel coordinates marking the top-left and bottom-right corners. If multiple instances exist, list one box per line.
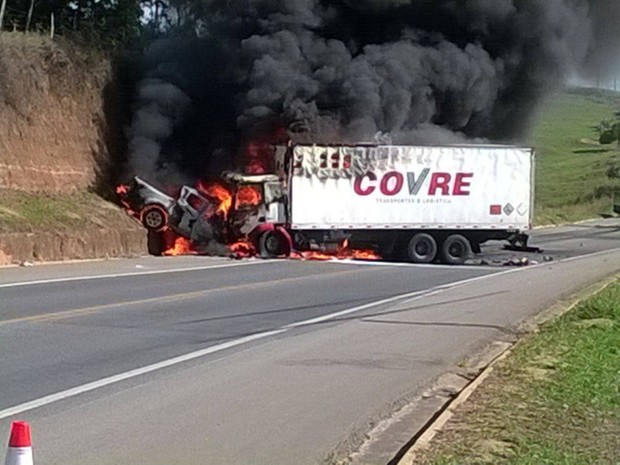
left=4, top=421, right=33, bottom=465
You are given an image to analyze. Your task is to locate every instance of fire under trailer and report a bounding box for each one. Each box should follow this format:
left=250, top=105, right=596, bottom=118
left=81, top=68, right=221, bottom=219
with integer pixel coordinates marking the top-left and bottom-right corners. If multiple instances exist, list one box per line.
left=121, top=144, right=535, bottom=264
left=246, top=144, right=535, bottom=265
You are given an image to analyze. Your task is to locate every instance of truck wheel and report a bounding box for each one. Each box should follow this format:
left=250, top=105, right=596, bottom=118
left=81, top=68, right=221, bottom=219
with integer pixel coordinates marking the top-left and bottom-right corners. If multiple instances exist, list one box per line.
left=407, top=233, right=437, bottom=263
left=147, top=230, right=165, bottom=256
left=141, top=204, right=168, bottom=232
left=441, top=234, right=471, bottom=265
left=259, top=230, right=287, bottom=258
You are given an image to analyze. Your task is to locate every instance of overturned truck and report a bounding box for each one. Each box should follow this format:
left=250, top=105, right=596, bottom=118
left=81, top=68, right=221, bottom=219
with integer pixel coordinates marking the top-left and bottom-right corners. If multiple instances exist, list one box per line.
left=122, top=144, right=535, bottom=264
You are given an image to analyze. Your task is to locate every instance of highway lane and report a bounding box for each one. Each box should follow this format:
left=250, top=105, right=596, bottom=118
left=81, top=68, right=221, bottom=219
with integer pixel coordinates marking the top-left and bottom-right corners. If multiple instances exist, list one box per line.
left=0, top=219, right=619, bottom=464
left=0, top=259, right=494, bottom=411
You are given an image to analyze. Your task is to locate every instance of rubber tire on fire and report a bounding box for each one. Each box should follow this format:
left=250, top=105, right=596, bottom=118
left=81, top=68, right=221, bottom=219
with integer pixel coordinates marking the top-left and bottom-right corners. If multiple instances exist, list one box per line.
left=141, top=204, right=168, bottom=232
left=440, top=234, right=472, bottom=265
left=259, top=230, right=287, bottom=258
left=406, top=233, right=438, bottom=264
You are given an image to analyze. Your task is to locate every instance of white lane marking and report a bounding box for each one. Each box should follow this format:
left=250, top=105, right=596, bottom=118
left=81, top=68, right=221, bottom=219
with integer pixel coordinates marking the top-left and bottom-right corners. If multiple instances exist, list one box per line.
left=284, top=265, right=524, bottom=328
left=0, top=329, right=286, bottom=420
left=324, top=260, right=496, bottom=271
left=0, top=260, right=276, bottom=289
left=0, top=266, right=522, bottom=419
left=329, top=246, right=620, bottom=270
left=1, top=246, right=619, bottom=419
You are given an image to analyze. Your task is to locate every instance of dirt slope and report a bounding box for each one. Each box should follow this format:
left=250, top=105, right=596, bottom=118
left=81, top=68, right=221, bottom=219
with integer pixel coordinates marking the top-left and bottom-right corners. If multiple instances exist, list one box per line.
left=0, top=33, right=145, bottom=265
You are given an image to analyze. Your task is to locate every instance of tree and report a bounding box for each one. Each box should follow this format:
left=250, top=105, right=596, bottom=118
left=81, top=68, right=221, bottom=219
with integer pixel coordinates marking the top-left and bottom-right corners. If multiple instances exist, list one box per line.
left=0, top=0, right=8, bottom=31
left=139, top=0, right=217, bottom=36
left=0, top=0, right=144, bottom=49
left=25, top=0, right=34, bottom=31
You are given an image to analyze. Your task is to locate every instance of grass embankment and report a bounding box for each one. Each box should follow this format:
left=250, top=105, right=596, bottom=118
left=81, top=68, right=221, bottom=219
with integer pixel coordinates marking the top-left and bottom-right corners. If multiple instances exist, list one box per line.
left=416, top=280, right=620, bottom=465
left=0, top=190, right=136, bottom=233
left=534, top=88, right=620, bottom=224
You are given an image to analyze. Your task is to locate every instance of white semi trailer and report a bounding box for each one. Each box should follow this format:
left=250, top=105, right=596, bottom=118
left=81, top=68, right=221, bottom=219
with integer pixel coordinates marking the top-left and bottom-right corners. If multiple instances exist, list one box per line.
left=251, top=144, right=535, bottom=264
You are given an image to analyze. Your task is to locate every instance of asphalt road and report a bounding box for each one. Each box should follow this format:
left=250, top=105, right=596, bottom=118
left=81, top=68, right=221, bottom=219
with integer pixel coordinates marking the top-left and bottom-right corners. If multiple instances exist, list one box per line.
left=1, top=219, right=619, bottom=465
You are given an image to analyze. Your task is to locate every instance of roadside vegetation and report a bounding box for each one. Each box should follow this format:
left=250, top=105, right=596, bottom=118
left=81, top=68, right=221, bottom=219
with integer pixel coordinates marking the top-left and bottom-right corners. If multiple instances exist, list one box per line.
left=533, top=87, right=620, bottom=224
left=415, top=279, right=620, bottom=465
left=0, top=190, right=137, bottom=233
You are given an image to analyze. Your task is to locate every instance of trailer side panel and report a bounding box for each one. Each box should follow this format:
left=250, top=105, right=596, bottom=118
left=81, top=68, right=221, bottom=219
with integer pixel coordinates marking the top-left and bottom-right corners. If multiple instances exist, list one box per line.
left=289, top=145, right=533, bottom=231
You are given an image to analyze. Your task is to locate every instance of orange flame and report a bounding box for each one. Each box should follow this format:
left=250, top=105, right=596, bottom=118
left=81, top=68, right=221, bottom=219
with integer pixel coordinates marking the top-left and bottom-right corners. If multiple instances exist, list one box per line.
left=349, top=249, right=382, bottom=260
left=291, top=251, right=334, bottom=261
left=196, top=181, right=233, bottom=218
left=163, top=233, right=197, bottom=256
left=291, top=239, right=381, bottom=261
left=116, top=184, right=140, bottom=221
left=236, top=185, right=262, bottom=208
left=230, top=240, right=256, bottom=258
left=116, top=178, right=382, bottom=261
left=291, top=249, right=381, bottom=261
left=243, top=126, right=288, bottom=174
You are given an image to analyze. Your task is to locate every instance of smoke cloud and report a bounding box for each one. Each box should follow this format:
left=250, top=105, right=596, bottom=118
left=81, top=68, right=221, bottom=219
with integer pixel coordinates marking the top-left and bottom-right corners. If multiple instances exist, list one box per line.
left=124, top=0, right=620, bottom=184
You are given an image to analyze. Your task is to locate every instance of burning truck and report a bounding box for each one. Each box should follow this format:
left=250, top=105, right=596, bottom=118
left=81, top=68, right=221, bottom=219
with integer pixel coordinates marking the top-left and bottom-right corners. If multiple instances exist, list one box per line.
left=118, top=143, right=534, bottom=265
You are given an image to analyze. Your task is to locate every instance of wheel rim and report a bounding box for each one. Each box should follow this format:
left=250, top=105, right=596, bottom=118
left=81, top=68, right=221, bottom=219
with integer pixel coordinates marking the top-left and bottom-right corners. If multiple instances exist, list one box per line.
left=265, top=235, right=281, bottom=254
left=415, top=241, right=429, bottom=256
left=145, top=211, right=163, bottom=228
left=448, top=242, right=465, bottom=258
left=408, top=234, right=437, bottom=263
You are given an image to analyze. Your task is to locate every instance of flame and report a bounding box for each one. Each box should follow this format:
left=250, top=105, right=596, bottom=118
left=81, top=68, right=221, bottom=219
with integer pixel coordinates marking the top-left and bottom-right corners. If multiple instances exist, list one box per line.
left=245, top=141, right=270, bottom=175
left=163, top=231, right=197, bottom=256
left=115, top=171, right=382, bottom=261
left=196, top=181, right=233, bottom=218
left=291, top=239, right=381, bottom=261
left=116, top=184, right=140, bottom=221
left=291, top=251, right=334, bottom=261
left=349, top=249, right=382, bottom=260
left=236, top=185, right=262, bottom=208
left=243, top=126, right=289, bottom=174
left=291, top=248, right=381, bottom=261
left=230, top=240, right=256, bottom=258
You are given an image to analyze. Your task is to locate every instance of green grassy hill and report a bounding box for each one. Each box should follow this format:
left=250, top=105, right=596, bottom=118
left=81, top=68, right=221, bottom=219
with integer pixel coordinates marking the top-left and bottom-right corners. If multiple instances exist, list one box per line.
left=533, top=88, right=620, bottom=224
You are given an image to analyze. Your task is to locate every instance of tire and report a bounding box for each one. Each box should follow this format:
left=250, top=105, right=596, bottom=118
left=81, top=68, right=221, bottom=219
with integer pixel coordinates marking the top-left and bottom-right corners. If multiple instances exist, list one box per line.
left=147, top=230, right=166, bottom=256
left=259, top=230, right=287, bottom=258
left=440, top=234, right=472, bottom=265
left=141, top=204, right=168, bottom=232
left=407, top=233, right=438, bottom=263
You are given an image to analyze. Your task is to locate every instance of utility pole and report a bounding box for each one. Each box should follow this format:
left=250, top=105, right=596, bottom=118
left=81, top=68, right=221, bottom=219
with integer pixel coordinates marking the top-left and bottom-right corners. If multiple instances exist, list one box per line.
left=0, top=0, right=8, bottom=32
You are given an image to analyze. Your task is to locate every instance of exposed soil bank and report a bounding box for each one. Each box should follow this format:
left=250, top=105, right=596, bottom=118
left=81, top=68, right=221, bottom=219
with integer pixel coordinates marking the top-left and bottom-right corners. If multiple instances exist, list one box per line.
left=0, top=33, right=144, bottom=264
left=0, top=227, right=146, bottom=266
left=0, top=33, right=126, bottom=194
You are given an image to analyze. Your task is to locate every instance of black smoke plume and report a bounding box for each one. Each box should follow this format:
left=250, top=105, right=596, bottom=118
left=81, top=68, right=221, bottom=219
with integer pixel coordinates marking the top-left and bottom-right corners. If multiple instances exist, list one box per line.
left=124, top=0, right=620, bottom=184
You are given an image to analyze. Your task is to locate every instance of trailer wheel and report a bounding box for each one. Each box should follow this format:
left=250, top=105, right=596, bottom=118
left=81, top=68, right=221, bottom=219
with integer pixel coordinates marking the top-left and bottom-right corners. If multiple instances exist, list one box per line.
left=407, top=233, right=438, bottom=263
left=259, top=230, right=287, bottom=258
left=441, top=234, right=471, bottom=265
left=141, top=204, right=168, bottom=232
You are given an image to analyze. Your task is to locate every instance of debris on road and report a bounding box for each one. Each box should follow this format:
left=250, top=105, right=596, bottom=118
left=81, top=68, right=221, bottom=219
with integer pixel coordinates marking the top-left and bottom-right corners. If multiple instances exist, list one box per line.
left=505, top=257, right=530, bottom=267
